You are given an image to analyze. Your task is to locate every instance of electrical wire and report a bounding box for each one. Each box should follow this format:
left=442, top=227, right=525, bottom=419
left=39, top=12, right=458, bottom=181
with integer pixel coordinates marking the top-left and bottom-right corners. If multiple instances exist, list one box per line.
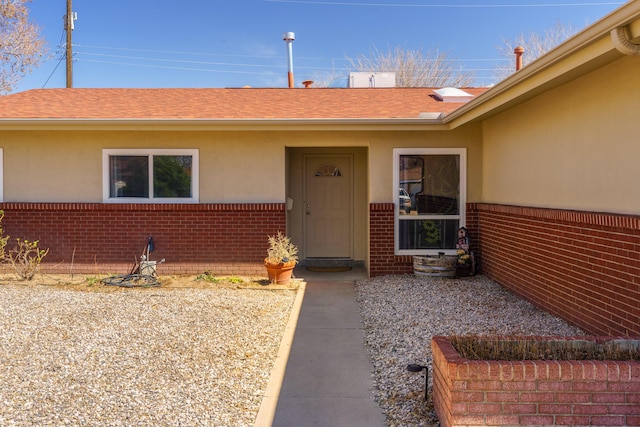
left=265, top=0, right=625, bottom=7
left=41, top=55, right=65, bottom=88
left=74, top=44, right=323, bottom=61
left=74, top=51, right=348, bottom=72
left=40, top=30, right=68, bottom=88
left=76, top=51, right=286, bottom=69
left=78, top=59, right=274, bottom=75
left=72, top=44, right=510, bottom=76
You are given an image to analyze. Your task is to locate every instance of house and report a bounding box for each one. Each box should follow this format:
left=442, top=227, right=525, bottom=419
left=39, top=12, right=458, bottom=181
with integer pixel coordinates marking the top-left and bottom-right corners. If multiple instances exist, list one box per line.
left=0, top=2, right=638, bottom=335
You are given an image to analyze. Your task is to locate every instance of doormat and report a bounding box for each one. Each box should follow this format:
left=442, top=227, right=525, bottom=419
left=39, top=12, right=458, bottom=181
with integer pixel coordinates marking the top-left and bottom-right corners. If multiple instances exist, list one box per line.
left=306, top=266, right=352, bottom=273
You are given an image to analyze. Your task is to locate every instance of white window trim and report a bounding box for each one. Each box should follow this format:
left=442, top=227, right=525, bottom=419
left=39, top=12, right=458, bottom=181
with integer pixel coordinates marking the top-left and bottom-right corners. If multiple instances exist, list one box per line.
left=393, top=148, right=467, bottom=255
left=102, top=149, right=199, bottom=203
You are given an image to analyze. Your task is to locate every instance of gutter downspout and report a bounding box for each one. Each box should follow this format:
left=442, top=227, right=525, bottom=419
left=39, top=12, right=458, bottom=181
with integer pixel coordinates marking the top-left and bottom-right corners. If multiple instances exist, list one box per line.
left=611, top=26, right=640, bottom=55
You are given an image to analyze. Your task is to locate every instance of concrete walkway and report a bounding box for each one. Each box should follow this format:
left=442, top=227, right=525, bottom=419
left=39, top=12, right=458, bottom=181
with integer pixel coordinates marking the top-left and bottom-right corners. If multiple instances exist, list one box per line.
left=258, top=267, right=386, bottom=427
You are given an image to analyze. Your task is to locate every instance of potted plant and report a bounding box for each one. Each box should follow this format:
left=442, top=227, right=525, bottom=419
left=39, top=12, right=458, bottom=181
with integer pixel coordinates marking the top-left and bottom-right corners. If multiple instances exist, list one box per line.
left=264, top=231, right=298, bottom=284
left=456, top=249, right=472, bottom=277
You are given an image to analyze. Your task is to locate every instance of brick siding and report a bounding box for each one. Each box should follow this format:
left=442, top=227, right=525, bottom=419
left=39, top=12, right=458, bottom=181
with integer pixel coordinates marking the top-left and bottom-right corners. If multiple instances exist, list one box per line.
left=432, top=336, right=640, bottom=427
left=474, top=203, right=640, bottom=336
left=369, top=203, right=412, bottom=276
left=0, top=203, right=285, bottom=276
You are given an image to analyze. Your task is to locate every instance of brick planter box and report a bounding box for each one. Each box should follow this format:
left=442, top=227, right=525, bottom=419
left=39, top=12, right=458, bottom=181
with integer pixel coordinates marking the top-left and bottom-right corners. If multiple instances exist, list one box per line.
left=432, top=336, right=640, bottom=426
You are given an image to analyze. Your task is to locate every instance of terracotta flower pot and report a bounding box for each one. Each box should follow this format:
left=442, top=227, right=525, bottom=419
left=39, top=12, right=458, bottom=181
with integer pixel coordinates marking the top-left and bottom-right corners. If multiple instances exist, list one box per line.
left=264, top=259, right=296, bottom=284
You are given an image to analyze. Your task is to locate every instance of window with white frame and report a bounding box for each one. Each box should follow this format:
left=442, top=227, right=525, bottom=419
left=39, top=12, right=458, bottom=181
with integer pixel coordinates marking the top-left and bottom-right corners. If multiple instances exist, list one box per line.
left=103, top=149, right=199, bottom=203
left=394, top=148, right=466, bottom=255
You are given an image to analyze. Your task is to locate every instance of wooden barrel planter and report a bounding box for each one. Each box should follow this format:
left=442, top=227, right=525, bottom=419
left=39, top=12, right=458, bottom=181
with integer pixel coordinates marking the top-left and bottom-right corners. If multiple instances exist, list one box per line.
left=413, top=254, right=457, bottom=278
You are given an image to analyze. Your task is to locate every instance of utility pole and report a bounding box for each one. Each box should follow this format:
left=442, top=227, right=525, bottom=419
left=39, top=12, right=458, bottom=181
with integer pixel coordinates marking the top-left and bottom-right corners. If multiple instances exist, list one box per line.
left=65, top=0, right=76, bottom=88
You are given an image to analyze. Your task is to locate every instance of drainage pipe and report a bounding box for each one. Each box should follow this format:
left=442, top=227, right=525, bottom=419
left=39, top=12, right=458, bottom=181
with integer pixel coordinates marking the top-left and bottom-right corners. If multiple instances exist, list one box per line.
left=611, top=26, right=640, bottom=56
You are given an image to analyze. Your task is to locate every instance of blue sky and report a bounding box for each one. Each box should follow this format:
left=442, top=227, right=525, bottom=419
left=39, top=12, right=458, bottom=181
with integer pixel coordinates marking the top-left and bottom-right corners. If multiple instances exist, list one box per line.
left=13, top=0, right=626, bottom=92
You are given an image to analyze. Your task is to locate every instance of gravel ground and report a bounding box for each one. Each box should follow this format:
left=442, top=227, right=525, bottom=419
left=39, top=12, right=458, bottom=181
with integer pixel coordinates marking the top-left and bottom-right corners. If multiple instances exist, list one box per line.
left=1, top=273, right=586, bottom=427
left=0, top=283, right=296, bottom=427
left=355, top=274, right=587, bottom=427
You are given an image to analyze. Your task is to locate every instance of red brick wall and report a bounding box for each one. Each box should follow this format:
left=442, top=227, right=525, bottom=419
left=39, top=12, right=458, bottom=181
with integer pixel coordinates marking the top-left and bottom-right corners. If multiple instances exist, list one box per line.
left=369, top=203, right=412, bottom=276
left=475, top=203, right=640, bottom=336
left=432, top=336, right=640, bottom=427
left=0, top=203, right=285, bottom=276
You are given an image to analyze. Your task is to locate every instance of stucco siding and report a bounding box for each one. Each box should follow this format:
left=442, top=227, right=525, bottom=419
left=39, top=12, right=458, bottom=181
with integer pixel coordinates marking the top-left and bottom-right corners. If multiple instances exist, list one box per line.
left=4, top=131, right=102, bottom=202
left=365, top=125, right=483, bottom=204
left=2, top=131, right=286, bottom=203
left=482, top=55, right=640, bottom=215
left=1, top=127, right=483, bottom=206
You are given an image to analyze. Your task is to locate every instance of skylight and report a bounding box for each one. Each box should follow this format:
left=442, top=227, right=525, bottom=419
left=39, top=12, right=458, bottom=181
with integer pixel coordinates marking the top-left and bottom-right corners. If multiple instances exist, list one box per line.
left=433, top=87, right=474, bottom=103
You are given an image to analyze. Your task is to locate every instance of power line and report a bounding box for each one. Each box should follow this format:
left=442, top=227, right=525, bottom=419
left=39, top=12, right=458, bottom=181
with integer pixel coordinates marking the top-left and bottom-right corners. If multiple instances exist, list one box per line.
left=79, top=59, right=276, bottom=75
left=69, top=45, right=508, bottom=85
left=40, top=30, right=67, bottom=89
left=76, top=52, right=285, bottom=69
left=265, top=0, right=625, bottom=7
left=73, top=44, right=323, bottom=61
left=73, top=44, right=509, bottom=65
left=41, top=55, right=66, bottom=89
left=77, top=57, right=502, bottom=75
left=74, top=51, right=336, bottom=71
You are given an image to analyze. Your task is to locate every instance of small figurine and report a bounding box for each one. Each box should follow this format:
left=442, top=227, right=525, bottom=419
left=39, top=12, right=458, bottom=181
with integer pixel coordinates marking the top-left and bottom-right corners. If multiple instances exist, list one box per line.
left=456, top=227, right=470, bottom=251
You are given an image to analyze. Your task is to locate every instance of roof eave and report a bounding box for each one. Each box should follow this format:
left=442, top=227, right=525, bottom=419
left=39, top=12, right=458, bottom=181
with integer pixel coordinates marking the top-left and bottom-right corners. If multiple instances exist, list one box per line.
left=444, top=0, right=640, bottom=128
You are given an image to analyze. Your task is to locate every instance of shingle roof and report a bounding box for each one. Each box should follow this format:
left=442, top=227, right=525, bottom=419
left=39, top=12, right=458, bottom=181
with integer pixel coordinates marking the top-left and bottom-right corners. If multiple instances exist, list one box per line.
left=0, top=87, right=488, bottom=120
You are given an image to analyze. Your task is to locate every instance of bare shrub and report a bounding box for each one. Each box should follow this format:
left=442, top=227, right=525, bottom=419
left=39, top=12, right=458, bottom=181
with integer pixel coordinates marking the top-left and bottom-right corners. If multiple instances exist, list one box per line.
left=7, top=238, right=49, bottom=280
left=450, top=335, right=640, bottom=361
left=0, top=210, right=9, bottom=259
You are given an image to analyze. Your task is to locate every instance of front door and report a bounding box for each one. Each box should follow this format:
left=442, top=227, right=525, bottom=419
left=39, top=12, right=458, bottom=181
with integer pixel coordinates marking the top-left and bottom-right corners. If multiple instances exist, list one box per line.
left=303, top=155, right=353, bottom=258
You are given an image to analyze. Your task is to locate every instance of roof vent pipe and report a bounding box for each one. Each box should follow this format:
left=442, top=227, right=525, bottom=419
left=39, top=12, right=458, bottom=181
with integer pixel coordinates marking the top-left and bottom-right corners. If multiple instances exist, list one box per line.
left=282, top=32, right=296, bottom=88
left=514, top=46, right=525, bottom=71
left=611, top=26, right=640, bottom=56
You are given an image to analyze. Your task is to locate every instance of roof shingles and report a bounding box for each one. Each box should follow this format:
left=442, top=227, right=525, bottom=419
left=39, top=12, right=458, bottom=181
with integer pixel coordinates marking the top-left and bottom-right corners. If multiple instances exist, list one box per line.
left=0, top=87, right=487, bottom=120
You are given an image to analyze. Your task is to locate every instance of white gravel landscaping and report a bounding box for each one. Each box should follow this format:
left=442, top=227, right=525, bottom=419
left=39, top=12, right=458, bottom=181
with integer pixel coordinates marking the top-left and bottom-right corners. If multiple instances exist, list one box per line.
left=355, top=274, right=586, bottom=427
left=0, top=273, right=587, bottom=427
left=0, top=284, right=296, bottom=427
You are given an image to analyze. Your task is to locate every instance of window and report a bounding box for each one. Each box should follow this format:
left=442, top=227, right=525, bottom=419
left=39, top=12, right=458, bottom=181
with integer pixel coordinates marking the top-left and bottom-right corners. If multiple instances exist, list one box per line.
left=394, top=148, right=466, bottom=255
left=103, top=149, right=199, bottom=203
left=315, top=164, right=342, bottom=177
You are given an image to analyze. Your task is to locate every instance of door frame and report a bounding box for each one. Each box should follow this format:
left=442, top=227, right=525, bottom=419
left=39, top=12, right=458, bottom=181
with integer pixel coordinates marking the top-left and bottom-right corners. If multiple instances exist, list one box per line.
left=302, top=153, right=354, bottom=259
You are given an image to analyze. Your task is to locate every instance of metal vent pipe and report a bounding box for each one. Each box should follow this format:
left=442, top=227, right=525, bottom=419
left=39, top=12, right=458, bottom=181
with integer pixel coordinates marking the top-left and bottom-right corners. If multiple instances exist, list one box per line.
left=514, top=46, right=525, bottom=71
left=282, top=32, right=296, bottom=88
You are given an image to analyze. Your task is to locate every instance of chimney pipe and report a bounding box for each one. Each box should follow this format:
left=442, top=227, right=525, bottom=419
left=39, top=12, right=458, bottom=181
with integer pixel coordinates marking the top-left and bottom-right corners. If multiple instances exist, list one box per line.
left=282, top=32, right=295, bottom=88
left=302, top=80, right=313, bottom=88
left=514, top=46, right=525, bottom=71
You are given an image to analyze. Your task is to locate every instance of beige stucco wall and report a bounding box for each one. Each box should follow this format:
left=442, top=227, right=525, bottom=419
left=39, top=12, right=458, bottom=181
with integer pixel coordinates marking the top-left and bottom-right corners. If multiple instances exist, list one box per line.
left=482, top=55, right=640, bottom=215
left=1, top=126, right=483, bottom=205
left=364, top=126, right=483, bottom=204
left=1, top=126, right=482, bottom=267
left=2, top=131, right=286, bottom=203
